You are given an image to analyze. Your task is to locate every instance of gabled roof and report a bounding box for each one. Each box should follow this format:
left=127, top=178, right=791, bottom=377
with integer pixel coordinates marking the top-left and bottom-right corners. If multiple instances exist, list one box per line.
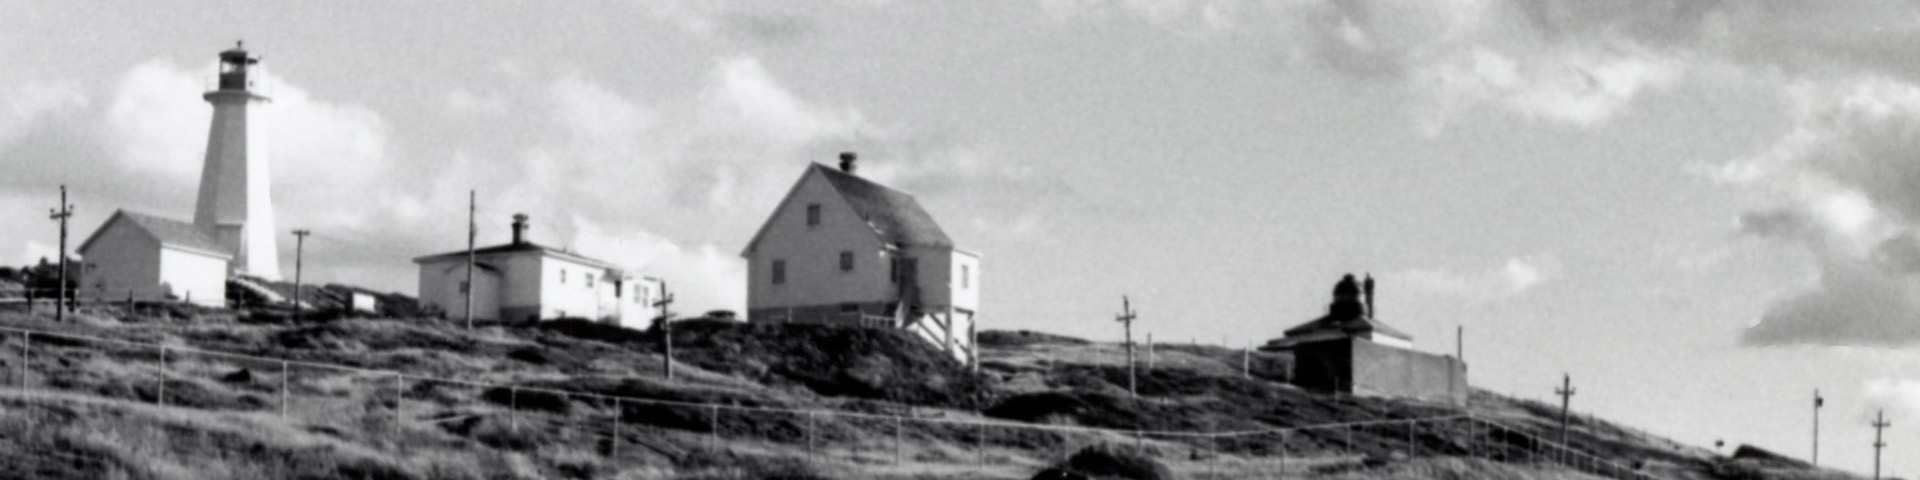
left=412, top=241, right=625, bottom=276
left=814, top=164, right=953, bottom=248
left=78, top=210, right=233, bottom=259
left=1281, top=314, right=1411, bottom=340
left=743, top=163, right=954, bottom=255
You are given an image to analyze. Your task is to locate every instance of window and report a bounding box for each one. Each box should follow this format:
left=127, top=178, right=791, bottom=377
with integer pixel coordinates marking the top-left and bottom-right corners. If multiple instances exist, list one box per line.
left=806, top=204, right=822, bottom=226
left=772, top=260, right=787, bottom=285
left=839, top=251, right=854, bottom=272
left=962, top=264, right=971, bottom=289
left=840, top=303, right=860, bottom=313
left=889, top=258, right=898, bottom=283
left=586, top=274, right=595, bottom=289
left=559, top=269, right=567, bottom=284
left=459, top=281, right=470, bottom=294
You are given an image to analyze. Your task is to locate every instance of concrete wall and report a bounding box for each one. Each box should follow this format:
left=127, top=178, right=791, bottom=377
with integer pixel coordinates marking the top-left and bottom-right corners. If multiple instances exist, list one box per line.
left=1290, top=338, right=1467, bottom=405
left=746, top=170, right=892, bottom=313
left=159, top=246, right=229, bottom=307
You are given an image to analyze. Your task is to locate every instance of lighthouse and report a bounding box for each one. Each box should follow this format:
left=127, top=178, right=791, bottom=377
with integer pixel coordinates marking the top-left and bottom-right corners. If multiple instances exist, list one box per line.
left=192, top=42, right=280, bottom=280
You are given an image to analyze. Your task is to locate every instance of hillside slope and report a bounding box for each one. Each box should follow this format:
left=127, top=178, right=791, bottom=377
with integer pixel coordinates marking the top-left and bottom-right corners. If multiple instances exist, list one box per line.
left=0, top=309, right=1864, bottom=479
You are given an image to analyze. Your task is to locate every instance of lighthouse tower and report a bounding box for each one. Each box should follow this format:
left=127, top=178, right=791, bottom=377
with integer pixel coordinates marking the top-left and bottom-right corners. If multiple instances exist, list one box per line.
left=192, top=42, right=280, bottom=280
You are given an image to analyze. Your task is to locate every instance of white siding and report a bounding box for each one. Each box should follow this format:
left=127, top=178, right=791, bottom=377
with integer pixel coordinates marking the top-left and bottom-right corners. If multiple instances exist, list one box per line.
left=746, top=170, right=892, bottom=312
left=539, top=256, right=615, bottom=320
left=159, top=246, right=230, bottom=307
left=79, top=219, right=164, bottom=300
left=416, top=259, right=501, bottom=321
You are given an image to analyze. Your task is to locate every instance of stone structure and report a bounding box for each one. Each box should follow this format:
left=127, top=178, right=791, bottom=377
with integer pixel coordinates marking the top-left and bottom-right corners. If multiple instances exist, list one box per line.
left=1263, top=274, right=1467, bottom=405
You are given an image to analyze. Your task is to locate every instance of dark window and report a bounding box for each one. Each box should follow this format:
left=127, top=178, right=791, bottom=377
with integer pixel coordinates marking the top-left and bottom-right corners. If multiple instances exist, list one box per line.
left=585, top=274, right=595, bottom=289
left=459, top=281, right=470, bottom=294
left=839, top=251, right=854, bottom=272
left=772, top=260, right=787, bottom=285
left=806, top=204, right=821, bottom=226
left=962, top=265, right=971, bottom=289
left=889, top=258, right=898, bottom=283
left=840, top=303, right=860, bottom=313
left=559, top=269, right=567, bottom=284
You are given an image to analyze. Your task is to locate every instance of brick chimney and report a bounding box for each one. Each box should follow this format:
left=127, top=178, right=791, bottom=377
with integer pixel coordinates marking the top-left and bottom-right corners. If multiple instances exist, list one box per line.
left=1363, top=273, right=1376, bottom=317
left=838, top=151, right=857, bottom=174
left=511, top=213, right=530, bottom=245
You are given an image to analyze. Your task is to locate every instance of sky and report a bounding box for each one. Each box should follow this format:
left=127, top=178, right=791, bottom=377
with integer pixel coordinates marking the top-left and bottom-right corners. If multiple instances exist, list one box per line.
left=4, top=0, right=1920, bottom=474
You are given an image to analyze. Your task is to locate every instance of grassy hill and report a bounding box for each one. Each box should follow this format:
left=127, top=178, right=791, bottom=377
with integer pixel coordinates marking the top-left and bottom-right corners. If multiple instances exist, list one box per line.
left=0, top=307, right=1865, bottom=480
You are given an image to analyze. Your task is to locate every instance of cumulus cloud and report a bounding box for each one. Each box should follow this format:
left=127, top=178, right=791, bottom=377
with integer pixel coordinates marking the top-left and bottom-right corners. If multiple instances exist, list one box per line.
left=1393, top=255, right=1561, bottom=300
left=1043, top=0, right=1709, bottom=132
left=1723, top=78, right=1920, bottom=346
left=1863, top=378, right=1920, bottom=421
left=0, top=81, right=87, bottom=146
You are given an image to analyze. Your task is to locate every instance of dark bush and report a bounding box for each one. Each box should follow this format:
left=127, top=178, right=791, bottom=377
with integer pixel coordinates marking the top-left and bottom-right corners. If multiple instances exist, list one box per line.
left=1057, top=444, right=1171, bottom=480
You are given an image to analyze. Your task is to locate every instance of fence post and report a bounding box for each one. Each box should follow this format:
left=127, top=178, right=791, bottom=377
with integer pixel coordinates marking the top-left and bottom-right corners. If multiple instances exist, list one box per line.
left=279, top=360, right=288, bottom=420
left=1344, top=424, right=1352, bottom=457
left=893, top=415, right=903, bottom=465
left=709, top=404, right=720, bottom=452
left=976, top=421, right=985, bottom=472
left=393, top=373, right=404, bottom=432
left=509, top=387, right=518, bottom=433
left=1407, top=419, right=1415, bottom=457
left=806, top=411, right=815, bottom=460
left=157, top=345, right=166, bottom=406
left=1277, top=430, right=1288, bottom=479
left=611, top=398, right=622, bottom=458
left=18, top=332, right=28, bottom=389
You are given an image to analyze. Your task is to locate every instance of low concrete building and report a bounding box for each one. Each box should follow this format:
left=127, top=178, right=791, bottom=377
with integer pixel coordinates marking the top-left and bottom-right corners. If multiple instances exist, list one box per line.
left=741, top=153, right=980, bottom=365
left=1263, top=274, right=1466, bottom=405
left=75, top=210, right=231, bottom=307
left=413, top=214, right=661, bottom=329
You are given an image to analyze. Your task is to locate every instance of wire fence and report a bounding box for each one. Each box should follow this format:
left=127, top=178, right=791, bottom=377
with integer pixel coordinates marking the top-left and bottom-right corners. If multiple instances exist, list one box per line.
left=0, top=322, right=1663, bottom=479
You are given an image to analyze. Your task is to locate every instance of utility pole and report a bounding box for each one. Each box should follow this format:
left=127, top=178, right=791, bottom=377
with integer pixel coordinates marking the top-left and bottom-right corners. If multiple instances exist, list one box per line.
left=655, top=281, right=675, bottom=380
left=464, top=189, right=476, bottom=330
left=291, top=229, right=311, bottom=322
left=1871, top=409, right=1889, bottom=480
left=1555, top=374, right=1576, bottom=453
left=1812, top=389, right=1823, bottom=467
left=1241, top=344, right=1250, bottom=379
left=49, top=185, right=74, bottom=322
left=1115, top=295, right=1137, bottom=397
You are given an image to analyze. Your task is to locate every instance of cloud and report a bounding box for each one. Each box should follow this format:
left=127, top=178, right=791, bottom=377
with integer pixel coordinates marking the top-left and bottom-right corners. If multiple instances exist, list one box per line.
left=1723, top=78, right=1920, bottom=346
left=1863, top=378, right=1920, bottom=421
left=1042, top=0, right=1708, bottom=132
left=1393, top=255, right=1561, bottom=300
left=14, top=240, right=56, bottom=266
left=0, top=81, right=87, bottom=146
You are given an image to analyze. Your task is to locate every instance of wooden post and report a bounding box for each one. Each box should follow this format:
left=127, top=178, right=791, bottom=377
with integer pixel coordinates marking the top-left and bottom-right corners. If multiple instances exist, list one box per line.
left=893, top=415, right=903, bottom=465
left=806, top=411, right=815, bottom=460
left=1279, top=430, right=1289, bottom=479
left=393, top=373, right=404, bottom=430
left=279, top=360, right=289, bottom=420
left=18, top=332, right=28, bottom=389
left=709, top=404, right=719, bottom=451
left=656, top=282, right=676, bottom=380
left=975, top=421, right=985, bottom=471
left=291, top=229, right=311, bottom=322
left=509, top=387, right=518, bottom=433
left=49, top=185, right=74, bottom=322
left=157, top=345, right=166, bottom=406
left=1115, top=296, right=1137, bottom=397
left=1146, top=333, right=1154, bottom=372
left=464, top=190, right=475, bottom=330
left=612, top=398, right=622, bottom=457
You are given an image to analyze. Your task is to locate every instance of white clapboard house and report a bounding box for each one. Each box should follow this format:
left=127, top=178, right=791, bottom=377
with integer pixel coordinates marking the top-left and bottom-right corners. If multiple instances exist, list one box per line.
left=742, top=153, right=981, bottom=365
left=75, top=210, right=232, bottom=306
left=413, top=214, right=661, bottom=329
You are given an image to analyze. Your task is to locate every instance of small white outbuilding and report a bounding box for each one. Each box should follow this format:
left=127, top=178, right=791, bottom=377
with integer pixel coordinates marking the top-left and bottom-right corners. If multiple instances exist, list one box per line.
left=413, top=214, right=661, bottom=329
left=76, top=210, right=231, bottom=307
